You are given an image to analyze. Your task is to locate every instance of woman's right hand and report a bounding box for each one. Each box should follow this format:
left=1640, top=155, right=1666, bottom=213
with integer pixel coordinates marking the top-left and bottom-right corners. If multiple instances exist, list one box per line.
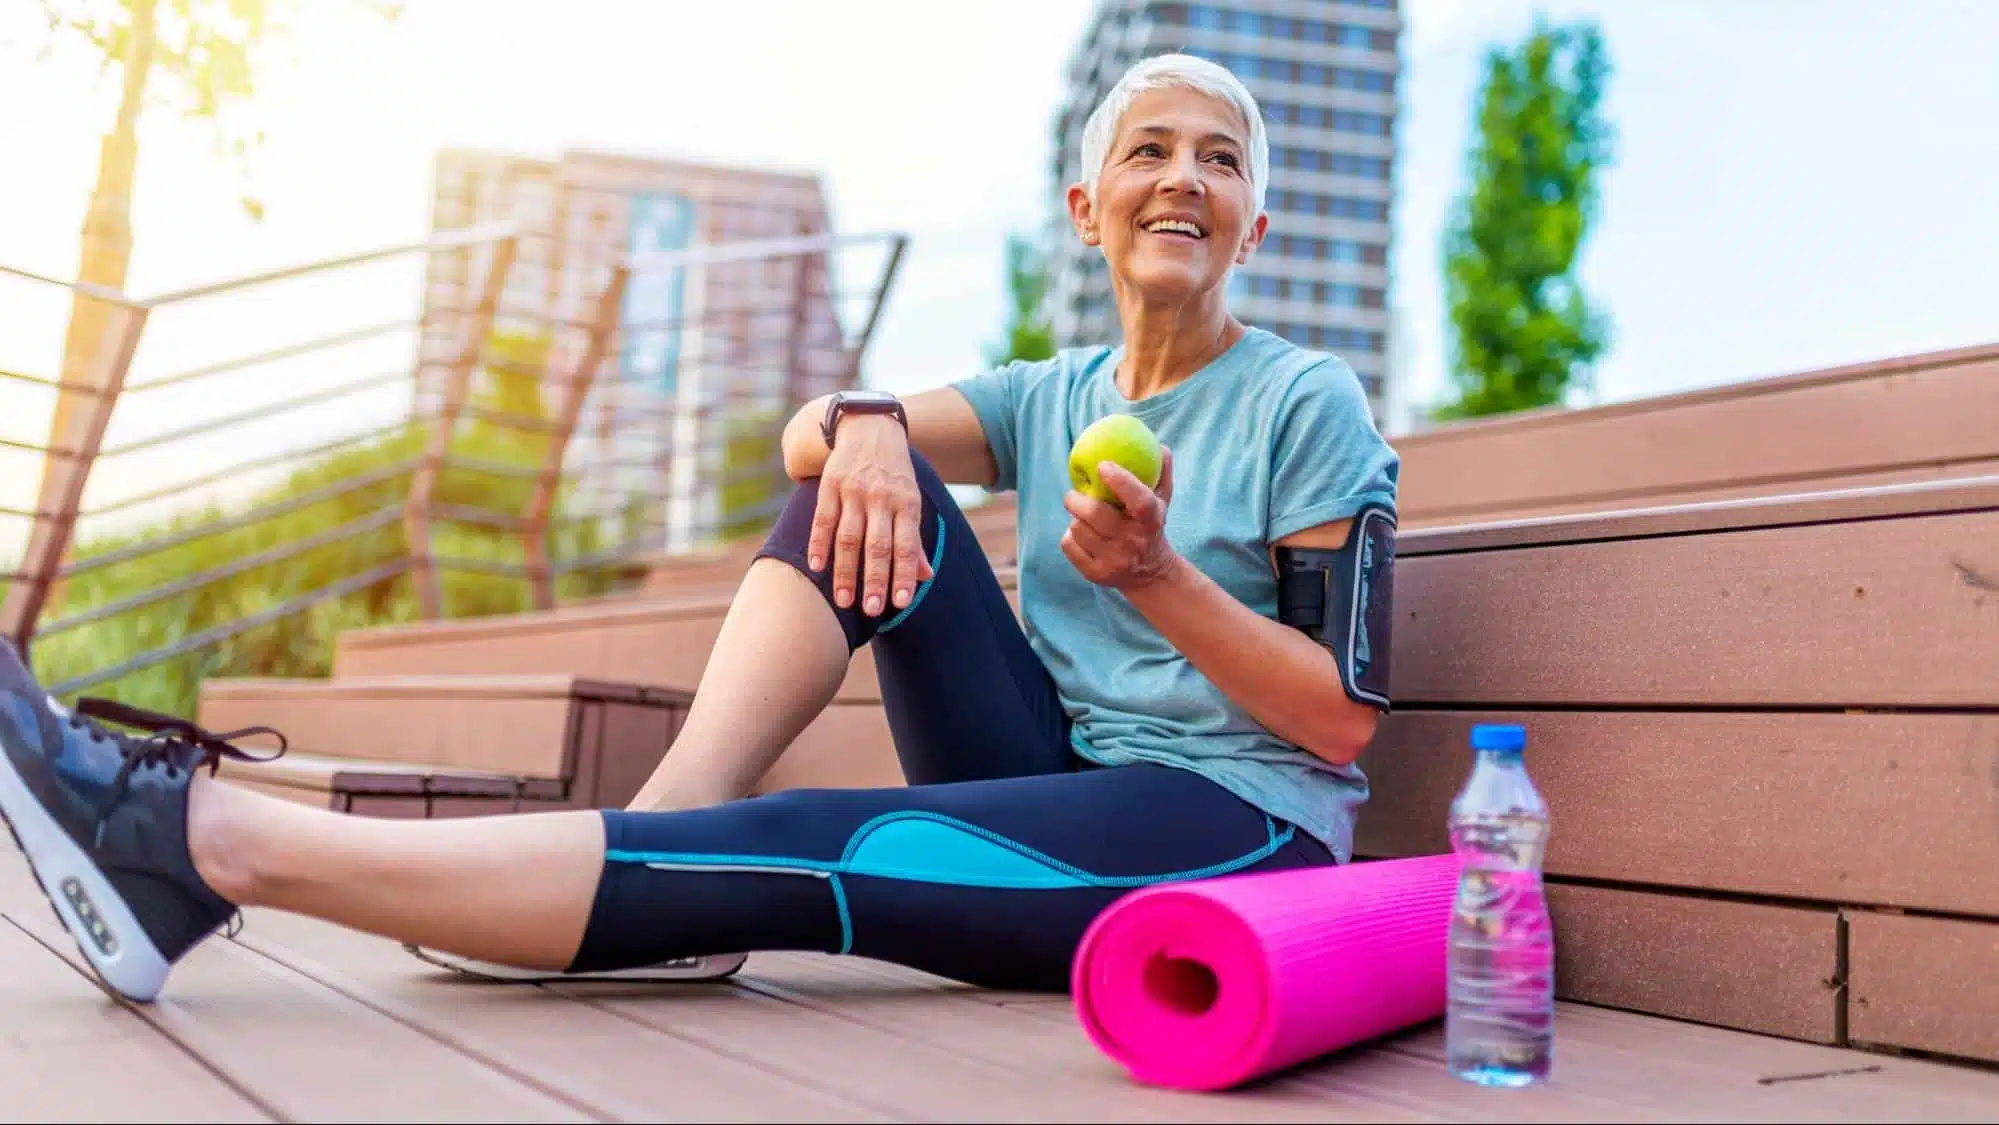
left=807, top=416, right=935, bottom=617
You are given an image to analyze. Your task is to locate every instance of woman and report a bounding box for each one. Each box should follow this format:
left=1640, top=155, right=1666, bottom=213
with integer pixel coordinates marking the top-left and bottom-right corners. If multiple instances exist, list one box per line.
left=0, top=52, right=1400, bottom=1005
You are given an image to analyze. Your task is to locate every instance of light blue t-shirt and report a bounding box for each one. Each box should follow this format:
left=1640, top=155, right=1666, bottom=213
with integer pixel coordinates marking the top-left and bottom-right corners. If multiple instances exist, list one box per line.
left=951, top=327, right=1400, bottom=861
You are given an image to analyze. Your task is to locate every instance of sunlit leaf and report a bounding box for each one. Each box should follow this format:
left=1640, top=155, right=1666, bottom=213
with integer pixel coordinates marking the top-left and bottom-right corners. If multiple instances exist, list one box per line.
left=29, top=0, right=398, bottom=221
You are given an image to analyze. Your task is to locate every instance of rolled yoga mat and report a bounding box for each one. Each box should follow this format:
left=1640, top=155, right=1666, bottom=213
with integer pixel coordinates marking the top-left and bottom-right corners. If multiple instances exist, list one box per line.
left=1071, top=851, right=1463, bottom=1091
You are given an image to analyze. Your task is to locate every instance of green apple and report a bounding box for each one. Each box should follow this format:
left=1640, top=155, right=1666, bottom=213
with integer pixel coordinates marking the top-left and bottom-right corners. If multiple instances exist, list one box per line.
left=1068, top=413, right=1164, bottom=509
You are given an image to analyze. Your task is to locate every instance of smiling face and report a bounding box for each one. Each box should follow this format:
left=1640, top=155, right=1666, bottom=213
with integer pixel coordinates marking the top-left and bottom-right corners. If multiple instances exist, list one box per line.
left=1069, top=85, right=1267, bottom=306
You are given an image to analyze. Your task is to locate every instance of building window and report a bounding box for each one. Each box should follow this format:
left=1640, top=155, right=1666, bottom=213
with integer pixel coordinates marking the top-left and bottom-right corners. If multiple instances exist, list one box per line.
left=1266, top=190, right=1390, bottom=224
left=1328, top=152, right=1391, bottom=179
left=1330, top=110, right=1392, bottom=136
left=1273, top=235, right=1368, bottom=261
left=1216, top=62, right=1394, bottom=97
left=1274, top=149, right=1392, bottom=180
left=1177, top=6, right=1394, bottom=52
left=1333, top=196, right=1388, bottom=221
left=1267, top=104, right=1310, bottom=128
left=1333, top=69, right=1394, bottom=93
left=1263, top=325, right=1390, bottom=355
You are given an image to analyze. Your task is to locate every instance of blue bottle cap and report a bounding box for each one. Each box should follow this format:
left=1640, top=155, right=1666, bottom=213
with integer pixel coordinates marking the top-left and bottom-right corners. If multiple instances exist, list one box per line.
left=1469, top=723, right=1527, bottom=752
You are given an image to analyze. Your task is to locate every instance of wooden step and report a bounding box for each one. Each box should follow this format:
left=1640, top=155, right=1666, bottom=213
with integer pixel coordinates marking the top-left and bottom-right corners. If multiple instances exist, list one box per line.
left=218, top=751, right=574, bottom=819
left=632, top=494, right=1022, bottom=596
left=1384, top=475, right=1999, bottom=708
left=755, top=700, right=903, bottom=795
left=1392, top=341, right=1999, bottom=528
left=636, top=539, right=768, bottom=598
left=961, top=496, right=1020, bottom=564
left=199, top=673, right=693, bottom=809
left=332, top=595, right=736, bottom=687
left=334, top=567, right=1022, bottom=703
left=218, top=698, right=905, bottom=812
left=1353, top=474, right=1999, bottom=1061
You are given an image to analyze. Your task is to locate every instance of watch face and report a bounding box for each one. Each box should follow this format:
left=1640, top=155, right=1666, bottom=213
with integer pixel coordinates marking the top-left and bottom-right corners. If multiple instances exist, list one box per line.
left=842, top=391, right=898, bottom=406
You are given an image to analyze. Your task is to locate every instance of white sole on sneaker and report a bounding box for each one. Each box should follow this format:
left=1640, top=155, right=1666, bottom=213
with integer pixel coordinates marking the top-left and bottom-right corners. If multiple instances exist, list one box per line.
left=0, top=743, right=172, bottom=1003
left=405, top=943, right=748, bottom=983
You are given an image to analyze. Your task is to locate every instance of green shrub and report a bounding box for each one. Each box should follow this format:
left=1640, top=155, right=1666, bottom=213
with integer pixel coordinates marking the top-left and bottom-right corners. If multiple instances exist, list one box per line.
left=24, top=354, right=647, bottom=718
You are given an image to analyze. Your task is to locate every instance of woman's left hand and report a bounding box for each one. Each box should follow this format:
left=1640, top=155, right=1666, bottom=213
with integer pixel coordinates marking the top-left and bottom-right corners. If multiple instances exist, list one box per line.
left=1061, top=447, right=1178, bottom=591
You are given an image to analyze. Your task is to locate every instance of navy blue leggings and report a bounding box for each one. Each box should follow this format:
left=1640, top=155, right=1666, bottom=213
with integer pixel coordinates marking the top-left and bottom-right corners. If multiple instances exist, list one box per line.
left=570, top=451, right=1336, bottom=991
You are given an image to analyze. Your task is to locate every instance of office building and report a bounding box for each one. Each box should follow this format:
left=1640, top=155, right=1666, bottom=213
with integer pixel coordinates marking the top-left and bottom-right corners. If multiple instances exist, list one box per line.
left=1043, top=0, right=1402, bottom=422
left=417, top=147, right=854, bottom=547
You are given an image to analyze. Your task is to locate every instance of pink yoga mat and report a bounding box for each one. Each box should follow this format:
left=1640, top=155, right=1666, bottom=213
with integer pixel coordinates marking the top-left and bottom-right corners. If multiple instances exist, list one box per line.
left=1071, top=852, right=1463, bottom=1091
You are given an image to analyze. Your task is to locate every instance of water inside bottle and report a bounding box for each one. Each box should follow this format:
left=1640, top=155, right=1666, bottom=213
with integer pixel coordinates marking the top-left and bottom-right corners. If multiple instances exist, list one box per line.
left=1447, top=726, right=1555, bottom=1087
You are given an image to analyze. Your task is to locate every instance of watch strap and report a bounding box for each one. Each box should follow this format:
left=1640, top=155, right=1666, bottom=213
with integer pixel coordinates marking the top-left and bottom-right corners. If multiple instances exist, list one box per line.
left=821, top=392, right=907, bottom=449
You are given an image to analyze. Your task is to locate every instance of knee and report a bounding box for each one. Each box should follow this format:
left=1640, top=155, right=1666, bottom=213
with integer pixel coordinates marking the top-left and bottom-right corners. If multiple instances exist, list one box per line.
left=761, top=475, right=825, bottom=558
left=761, top=447, right=954, bottom=560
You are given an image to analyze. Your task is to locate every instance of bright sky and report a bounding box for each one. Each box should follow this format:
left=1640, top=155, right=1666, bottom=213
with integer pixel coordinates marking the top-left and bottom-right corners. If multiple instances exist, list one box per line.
left=0, top=0, right=1994, bottom=547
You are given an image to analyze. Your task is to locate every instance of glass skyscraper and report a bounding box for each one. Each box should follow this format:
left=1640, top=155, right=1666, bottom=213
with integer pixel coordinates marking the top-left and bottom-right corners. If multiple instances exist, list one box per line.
left=1043, top=0, right=1402, bottom=423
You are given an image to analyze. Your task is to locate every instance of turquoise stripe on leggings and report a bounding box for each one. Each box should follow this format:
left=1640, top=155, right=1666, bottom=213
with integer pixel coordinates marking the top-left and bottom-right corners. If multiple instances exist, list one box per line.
left=605, top=810, right=1293, bottom=892
left=876, top=514, right=946, bottom=634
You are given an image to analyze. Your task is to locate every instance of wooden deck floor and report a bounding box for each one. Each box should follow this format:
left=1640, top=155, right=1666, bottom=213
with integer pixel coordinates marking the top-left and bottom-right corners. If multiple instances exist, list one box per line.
left=5, top=851, right=1998, bottom=1123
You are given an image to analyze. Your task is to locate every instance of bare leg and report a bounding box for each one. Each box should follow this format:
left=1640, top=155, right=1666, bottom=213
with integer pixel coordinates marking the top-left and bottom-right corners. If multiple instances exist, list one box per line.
left=172, top=558, right=850, bottom=975
left=626, top=557, right=850, bottom=812
left=189, top=773, right=604, bottom=971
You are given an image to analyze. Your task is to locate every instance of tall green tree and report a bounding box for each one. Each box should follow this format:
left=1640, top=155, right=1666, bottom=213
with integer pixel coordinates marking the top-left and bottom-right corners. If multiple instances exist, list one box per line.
left=986, top=232, right=1057, bottom=368
left=1436, top=18, right=1615, bottom=421
left=22, top=0, right=402, bottom=586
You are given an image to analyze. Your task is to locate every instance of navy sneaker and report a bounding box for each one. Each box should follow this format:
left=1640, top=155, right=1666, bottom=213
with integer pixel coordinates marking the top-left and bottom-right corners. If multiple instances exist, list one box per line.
left=0, top=639, right=285, bottom=1002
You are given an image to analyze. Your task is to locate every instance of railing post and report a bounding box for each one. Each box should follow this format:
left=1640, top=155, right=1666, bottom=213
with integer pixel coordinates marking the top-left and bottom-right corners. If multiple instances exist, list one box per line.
left=0, top=303, right=149, bottom=657
left=403, top=234, right=518, bottom=619
left=850, top=234, right=908, bottom=374
left=520, top=264, right=631, bottom=611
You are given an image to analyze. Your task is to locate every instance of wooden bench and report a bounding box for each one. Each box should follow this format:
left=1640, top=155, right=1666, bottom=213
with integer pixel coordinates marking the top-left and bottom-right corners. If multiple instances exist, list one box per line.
left=655, top=475, right=1999, bottom=1065
left=189, top=345, right=1998, bottom=1071
left=191, top=472, right=1999, bottom=1077
left=325, top=471, right=1999, bottom=1071
left=1354, top=474, right=1999, bottom=1067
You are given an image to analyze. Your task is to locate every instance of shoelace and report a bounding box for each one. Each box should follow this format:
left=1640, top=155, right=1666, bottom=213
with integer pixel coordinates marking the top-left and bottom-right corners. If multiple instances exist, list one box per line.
left=69, top=697, right=289, bottom=849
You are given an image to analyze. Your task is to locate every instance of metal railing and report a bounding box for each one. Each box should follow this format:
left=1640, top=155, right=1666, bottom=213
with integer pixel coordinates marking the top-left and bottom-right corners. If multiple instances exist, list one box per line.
left=0, top=223, right=908, bottom=710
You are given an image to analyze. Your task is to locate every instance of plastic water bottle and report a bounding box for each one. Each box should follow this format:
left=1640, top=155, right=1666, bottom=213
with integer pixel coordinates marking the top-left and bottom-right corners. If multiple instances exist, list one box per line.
left=1446, top=722, right=1555, bottom=1087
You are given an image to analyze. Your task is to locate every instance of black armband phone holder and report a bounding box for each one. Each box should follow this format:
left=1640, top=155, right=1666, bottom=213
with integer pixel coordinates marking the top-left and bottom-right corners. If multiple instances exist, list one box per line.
left=1274, top=502, right=1396, bottom=710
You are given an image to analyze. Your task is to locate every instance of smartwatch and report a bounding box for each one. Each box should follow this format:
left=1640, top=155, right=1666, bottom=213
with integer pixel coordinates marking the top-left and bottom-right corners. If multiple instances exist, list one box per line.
left=821, top=389, right=908, bottom=449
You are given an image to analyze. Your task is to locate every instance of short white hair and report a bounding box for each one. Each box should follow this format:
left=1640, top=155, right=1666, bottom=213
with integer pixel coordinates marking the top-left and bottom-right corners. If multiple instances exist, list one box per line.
left=1078, top=52, right=1270, bottom=215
